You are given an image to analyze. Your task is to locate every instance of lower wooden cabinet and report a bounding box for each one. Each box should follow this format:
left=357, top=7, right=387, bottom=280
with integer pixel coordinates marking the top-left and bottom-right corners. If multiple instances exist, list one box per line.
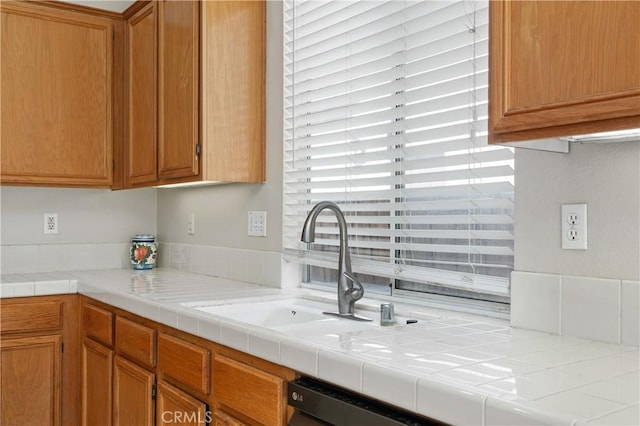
left=0, top=335, right=62, bottom=426
left=156, top=381, right=207, bottom=426
left=82, top=338, right=113, bottom=426
left=78, top=296, right=294, bottom=425
left=212, top=409, right=248, bottom=426
left=113, top=355, right=156, bottom=426
left=1, top=295, right=79, bottom=426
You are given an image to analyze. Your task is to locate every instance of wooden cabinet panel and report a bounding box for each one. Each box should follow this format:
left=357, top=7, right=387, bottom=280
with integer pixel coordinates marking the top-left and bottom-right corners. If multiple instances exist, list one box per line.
left=113, top=355, right=155, bottom=426
left=201, top=0, right=266, bottom=183
left=0, top=300, right=61, bottom=333
left=158, top=0, right=199, bottom=180
left=158, top=333, right=210, bottom=395
left=115, top=316, right=156, bottom=368
left=156, top=381, right=207, bottom=426
left=82, top=339, right=113, bottom=426
left=212, top=409, right=248, bottom=426
left=0, top=2, right=113, bottom=187
left=0, top=335, right=62, bottom=426
left=213, top=355, right=285, bottom=426
left=125, top=2, right=158, bottom=187
left=489, top=0, right=640, bottom=143
left=82, top=303, right=113, bottom=347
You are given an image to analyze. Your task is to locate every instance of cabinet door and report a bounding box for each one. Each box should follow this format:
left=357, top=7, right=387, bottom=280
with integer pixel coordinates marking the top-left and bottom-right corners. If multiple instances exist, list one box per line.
left=126, top=2, right=158, bottom=187
left=489, top=0, right=640, bottom=143
left=156, top=381, right=207, bottom=426
left=82, top=339, right=113, bottom=426
left=0, top=335, right=62, bottom=426
left=0, top=2, right=113, bottom=187
left=158, top=0, right=199, bottom=180
left=113, top=355, right=155, bottom=426
left=212, top=409, right=248, bottom=426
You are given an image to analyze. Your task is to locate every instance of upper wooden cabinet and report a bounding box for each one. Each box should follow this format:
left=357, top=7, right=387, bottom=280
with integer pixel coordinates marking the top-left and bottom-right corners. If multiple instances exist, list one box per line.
left=125, top=0, right=265, bottom=188
left=0, top=2, right=113, bottom=187
left=489, top=1, right=640, bottom=143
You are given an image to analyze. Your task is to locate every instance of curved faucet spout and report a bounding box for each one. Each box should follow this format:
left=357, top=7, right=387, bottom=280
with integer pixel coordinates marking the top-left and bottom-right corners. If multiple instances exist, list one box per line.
left=301, top=201, right=369, bottom=320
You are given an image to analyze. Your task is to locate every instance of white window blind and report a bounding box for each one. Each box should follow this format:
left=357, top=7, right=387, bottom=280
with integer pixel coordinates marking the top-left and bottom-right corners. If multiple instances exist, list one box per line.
left=283, top=0, right=514, bottom=301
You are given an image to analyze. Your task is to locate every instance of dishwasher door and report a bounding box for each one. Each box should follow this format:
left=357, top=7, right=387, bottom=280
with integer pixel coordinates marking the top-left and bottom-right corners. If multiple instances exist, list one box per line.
left=287, top=377, right=439, bottom=426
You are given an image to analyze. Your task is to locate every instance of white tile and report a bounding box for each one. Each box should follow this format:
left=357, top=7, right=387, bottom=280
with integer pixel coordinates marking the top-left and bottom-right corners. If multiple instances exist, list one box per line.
left=246, top=250, right=265, bottom=285
left=248, top=329, right=281, bottom=364
left=318, top=350, right=363, bottom=391
left=263, top=251, right=282, bottom=288
left=158, top=305, right=179, bottom=328
left=1, top=245, right=40, bottom=274
left=230, top=249, right=249, bottom=283
left=562, top=275, right=620, bottom=344
left=209, top=247, right=232, bottom=279
left=34, top=280, right=71, bottom=296
left=280, top=338, right=318, bottom=377
left=584, top=403, right=640, bottom=425
left=96, top=243, right=127, bottom=270
left=621, top=281, right=640, bottom=346
left=197, top=316, right=221, bottom=342
left=575, top=372, right=640, bottom=406
left=170, top=244, right=192, bottom=271
left=362, top=363, right=417, bottom=412
left=157, top=242, right=172, bottom=268
left=511, top=341, right=629, bottom=368
left=485, top=396, right=575, bottom=425
left=533, top=389, right=626, bottom=421
left=218, top=322, right=249, bottom=352
left=67, top=244, right=99, bottom=271
left=388, top=355, right=457, bottom=376
left=0, top=282, right=35, bottom=298
left=511, top=271, right=561, bottom=334
left=506, top=369, right=594, bottom=400
left=416, top=379, right=484, bottom=425
left=177, top=309, right=200, bottom=336
left=558, top=353, right=640, bottom=382
left=38, top=244, right=69, bottom=272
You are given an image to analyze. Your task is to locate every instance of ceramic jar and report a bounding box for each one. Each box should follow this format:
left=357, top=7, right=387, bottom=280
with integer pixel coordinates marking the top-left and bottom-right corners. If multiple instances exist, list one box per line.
left=130, top=234, right=157, bottom=270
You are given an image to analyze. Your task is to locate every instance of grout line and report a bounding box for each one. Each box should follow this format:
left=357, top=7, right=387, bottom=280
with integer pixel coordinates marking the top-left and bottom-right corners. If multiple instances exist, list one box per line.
left=618, top=279, right=622, bottom=345
left=558, top=274, right=563, bottom=335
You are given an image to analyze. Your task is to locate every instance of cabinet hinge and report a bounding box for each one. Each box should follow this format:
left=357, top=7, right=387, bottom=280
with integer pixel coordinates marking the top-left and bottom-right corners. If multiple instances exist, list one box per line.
left=195, top=144, right=201, bottom=157
left=151, top=384, right=156, bottom=400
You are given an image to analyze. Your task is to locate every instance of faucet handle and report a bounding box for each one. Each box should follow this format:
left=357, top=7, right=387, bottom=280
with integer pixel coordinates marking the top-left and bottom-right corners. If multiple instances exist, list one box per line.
left=343, top=271, right=364, bottom=301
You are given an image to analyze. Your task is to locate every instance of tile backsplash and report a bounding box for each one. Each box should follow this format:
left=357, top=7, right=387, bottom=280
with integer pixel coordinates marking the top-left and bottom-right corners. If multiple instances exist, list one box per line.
left=511, top=271, right=640, bottom=346
left=1, top=242, right=286, bottom=290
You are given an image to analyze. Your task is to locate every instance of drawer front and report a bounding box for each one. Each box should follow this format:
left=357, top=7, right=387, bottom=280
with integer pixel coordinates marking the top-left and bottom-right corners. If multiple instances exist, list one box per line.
left=82, top=303, right=113, bottom=346
left=115, top=316, right=156, bottom=368
left=0, top=300, right=62, bottom=333
left=158, top=333, right=210, bottom=395
left=213, top=355, right=284, bottom=426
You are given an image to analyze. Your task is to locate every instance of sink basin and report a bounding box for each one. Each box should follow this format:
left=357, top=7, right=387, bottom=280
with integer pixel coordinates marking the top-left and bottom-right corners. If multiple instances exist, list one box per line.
left=191, top=298, right=377, bottom=333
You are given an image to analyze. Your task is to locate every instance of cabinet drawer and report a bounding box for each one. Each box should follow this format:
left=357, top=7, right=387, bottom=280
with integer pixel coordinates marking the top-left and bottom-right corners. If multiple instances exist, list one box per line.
left=158, top=333, right=210, bottom=394
left=82, top=303, right=113, bottom=346
left=115, top=316, right=156, bottom=368
left=213, top=355, right=284, bottom=426
left=0, top=300, right=62, bottom=333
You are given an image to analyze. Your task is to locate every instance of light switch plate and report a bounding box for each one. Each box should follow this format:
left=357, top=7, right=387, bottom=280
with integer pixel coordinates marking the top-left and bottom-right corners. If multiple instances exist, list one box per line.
left=248, top=211, right=267, bottom=237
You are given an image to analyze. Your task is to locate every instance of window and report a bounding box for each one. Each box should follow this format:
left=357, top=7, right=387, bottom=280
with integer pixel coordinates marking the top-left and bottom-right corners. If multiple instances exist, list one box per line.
left=283, top=0, right=513, bottom=308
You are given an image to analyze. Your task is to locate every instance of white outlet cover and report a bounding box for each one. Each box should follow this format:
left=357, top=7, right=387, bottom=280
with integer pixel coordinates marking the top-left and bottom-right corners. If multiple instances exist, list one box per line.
left=44, top=212, right=58, bottom=235
left=561, top=204, right=587, bottom=250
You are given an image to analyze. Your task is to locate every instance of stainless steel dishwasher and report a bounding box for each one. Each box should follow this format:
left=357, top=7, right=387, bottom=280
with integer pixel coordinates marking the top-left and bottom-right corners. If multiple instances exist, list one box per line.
left=287, top=377, right=444, bottom=426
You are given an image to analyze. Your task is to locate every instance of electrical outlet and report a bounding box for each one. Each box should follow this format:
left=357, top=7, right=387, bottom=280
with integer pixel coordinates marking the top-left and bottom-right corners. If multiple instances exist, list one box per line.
left=44, top=213, right=58, bottom=234
left=248, top=211, right=267, bottom=237
left=187, top=213, right=195, bottom=235
left=561, top=204, right=587, bottom=250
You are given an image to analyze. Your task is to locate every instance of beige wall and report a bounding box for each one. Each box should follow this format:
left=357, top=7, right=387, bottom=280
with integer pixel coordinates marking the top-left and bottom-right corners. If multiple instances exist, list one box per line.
left=0, top=186, right=157, bottom=245
left=156, top=0, right=284, bottom=253
left=514, top=141, right=640, bottom=281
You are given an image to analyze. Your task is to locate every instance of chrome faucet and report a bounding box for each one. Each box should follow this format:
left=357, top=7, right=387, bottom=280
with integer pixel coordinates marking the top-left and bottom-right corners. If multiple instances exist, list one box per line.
left=301, top=201, right=371, bottom=321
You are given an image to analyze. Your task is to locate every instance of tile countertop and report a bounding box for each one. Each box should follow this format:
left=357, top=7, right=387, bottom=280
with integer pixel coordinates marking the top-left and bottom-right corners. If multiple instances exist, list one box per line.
left=1, top=269, right=638, bottom=426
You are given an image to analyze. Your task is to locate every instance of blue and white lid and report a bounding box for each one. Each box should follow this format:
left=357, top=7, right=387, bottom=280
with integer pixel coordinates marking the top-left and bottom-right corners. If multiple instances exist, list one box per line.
left=132, top=234, right=155, bottom=242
